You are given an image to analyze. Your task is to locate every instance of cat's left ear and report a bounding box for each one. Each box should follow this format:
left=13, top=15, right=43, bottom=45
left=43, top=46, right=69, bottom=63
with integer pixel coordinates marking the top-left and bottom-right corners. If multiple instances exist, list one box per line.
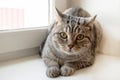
left=86, top=15, right=97, bottom=27
left=55, top=7, right=67, bottom=23
left=55, top=7, right=64, bottom=22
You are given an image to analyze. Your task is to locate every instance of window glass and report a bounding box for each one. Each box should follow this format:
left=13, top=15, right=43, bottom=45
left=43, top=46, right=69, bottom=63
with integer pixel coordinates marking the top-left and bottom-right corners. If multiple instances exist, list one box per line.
left=0, top=0, right=49, bottom=30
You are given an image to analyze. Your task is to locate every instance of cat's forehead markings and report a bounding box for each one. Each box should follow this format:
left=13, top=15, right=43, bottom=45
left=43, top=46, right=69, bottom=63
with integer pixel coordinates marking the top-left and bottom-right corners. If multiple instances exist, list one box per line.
left=66, top=15, right=86, bottom=33
left=67, top=15, right=86, bottom=25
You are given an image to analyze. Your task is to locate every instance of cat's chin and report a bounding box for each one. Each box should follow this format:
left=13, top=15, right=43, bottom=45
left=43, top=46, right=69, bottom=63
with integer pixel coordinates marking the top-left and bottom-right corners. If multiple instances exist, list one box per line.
left=64, top=52, right=73, bottom=55
left=63, top=51, right=79, bottom=55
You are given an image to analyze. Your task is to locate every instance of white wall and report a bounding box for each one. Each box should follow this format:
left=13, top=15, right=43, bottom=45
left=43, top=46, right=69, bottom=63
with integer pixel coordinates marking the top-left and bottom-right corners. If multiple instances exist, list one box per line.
left=50, top=0, right=68, bottom=23
left=67, top=0, right=120, bottom=56
left=55, top=0, right=68, bottom=12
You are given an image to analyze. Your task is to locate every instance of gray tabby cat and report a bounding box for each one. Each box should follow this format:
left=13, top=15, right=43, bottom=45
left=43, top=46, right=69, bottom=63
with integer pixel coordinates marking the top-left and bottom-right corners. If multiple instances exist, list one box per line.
left=41, top=7, right=102, bottom=78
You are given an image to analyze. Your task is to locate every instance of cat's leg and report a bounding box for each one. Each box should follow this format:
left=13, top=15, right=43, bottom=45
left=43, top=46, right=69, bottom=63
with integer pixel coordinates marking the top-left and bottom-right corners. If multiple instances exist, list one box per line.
left=43, top=57, right=60, bottom=78
left=60, top=59, right=94, bottom=76
left=60, top=63, right=76, bottom=76
left=75, top=61, right=94, bottom=70
left=74, top=57, right=95, bottom=70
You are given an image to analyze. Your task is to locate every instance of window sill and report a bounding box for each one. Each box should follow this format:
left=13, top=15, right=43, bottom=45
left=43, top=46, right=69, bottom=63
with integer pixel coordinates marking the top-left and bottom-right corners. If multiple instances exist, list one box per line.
left=0, top=54, right=120, bottom=80
left=0, top=27, right=48, bottom=61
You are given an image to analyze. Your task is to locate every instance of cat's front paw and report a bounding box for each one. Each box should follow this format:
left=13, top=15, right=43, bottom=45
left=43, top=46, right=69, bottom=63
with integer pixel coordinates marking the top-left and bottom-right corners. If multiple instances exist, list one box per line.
left=61, top=65, right=75, bottom=76
left=46, top=66, right=60, bottom=78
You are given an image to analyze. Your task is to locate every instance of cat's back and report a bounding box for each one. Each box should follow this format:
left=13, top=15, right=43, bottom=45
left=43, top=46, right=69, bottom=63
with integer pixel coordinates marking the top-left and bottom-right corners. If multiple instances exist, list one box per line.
left=63, top=7, right=90, bottom=17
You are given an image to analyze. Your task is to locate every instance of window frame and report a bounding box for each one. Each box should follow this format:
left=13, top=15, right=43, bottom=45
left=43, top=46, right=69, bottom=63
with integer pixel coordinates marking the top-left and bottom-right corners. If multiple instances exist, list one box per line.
left=0, top=0, right=68, bottom=61
left=0, top=0, right=52, bottom=61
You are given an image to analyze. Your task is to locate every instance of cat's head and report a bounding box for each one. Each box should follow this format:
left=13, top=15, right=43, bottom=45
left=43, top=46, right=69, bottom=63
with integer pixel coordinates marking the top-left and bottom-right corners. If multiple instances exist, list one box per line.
left=50, top=8, right=96, bottom=55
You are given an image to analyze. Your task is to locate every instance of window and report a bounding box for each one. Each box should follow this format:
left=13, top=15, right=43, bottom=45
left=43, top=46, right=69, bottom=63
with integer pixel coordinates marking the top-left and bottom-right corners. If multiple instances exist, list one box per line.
left=0, top=0, right=52, bottom=60
left=0, top=0, right=49, bottom=30
left=0, top=0, right=68, bottom=61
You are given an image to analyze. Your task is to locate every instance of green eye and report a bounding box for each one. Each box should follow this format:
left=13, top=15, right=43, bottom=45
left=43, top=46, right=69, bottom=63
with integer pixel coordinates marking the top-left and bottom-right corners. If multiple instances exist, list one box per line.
left=60, top=32, right=67, bottom=39
left=76, top=34, right=84, bottom=42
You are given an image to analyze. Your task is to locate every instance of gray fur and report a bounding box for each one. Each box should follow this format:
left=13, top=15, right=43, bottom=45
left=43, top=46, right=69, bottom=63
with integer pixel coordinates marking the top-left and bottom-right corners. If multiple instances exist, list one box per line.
left=41, top=7, right=102, bottom=78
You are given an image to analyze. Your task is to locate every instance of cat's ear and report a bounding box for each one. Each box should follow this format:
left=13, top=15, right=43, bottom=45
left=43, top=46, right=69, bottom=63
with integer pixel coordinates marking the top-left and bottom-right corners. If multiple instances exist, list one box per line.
left=86, top=15, right=97, bottom=27
left=55, top=7, right=64, bottom=22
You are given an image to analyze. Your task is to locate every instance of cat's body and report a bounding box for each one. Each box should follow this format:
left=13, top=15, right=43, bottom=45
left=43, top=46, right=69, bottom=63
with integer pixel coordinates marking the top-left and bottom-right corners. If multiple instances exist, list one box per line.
left=41, top=7, right=102, bottom=78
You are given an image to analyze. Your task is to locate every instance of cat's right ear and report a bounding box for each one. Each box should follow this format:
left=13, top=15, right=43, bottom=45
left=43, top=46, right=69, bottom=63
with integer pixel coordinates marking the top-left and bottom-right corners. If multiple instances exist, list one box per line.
left=55, top=7, right=64, bottom=22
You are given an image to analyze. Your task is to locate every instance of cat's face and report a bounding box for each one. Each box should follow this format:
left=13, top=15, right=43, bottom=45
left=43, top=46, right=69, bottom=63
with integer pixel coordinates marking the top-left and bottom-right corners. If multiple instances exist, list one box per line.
left=51, top=8, right=96, bottom=55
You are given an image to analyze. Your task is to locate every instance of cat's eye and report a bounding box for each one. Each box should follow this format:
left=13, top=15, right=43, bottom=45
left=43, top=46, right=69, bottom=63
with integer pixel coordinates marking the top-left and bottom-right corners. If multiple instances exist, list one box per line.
left=59, top=32, right=67, bottom=39
left=76, top=34, right=84, bottom=42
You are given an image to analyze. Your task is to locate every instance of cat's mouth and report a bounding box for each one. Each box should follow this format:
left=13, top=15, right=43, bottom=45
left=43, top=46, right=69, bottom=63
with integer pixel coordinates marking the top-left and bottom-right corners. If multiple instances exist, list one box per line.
left=60, top=46, right=80, bottom=55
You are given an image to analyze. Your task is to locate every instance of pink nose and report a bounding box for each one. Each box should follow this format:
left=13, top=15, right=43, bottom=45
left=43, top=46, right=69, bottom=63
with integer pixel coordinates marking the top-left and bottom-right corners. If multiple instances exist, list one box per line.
left=68, top=44, right=74, bottom=49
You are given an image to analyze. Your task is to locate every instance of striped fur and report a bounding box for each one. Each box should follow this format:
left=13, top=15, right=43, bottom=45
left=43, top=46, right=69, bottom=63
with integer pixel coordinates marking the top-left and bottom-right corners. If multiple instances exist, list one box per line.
left=41, top=7, right=102, bottom=78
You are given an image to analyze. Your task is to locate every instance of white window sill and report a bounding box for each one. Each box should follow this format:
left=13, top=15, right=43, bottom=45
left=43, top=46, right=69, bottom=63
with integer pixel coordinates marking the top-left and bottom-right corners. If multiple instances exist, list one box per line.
left=0, top=54, right=120, bottom=80
left=0, top=27, right=48, bottom=61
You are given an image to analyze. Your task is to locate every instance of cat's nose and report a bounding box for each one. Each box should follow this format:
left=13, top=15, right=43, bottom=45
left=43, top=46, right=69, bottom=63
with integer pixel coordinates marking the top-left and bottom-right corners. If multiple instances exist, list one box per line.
left=68, top=44, right=74, bottom=49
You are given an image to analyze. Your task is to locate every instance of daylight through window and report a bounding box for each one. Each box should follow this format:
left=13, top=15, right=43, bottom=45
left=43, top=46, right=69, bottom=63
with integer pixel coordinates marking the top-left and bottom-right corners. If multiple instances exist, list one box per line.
left=0, top=0, right=49, bottom=30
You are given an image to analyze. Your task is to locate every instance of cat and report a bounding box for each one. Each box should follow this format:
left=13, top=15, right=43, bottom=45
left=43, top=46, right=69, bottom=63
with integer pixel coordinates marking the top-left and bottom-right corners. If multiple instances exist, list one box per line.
left=40, top=7, right=102, bottom=78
